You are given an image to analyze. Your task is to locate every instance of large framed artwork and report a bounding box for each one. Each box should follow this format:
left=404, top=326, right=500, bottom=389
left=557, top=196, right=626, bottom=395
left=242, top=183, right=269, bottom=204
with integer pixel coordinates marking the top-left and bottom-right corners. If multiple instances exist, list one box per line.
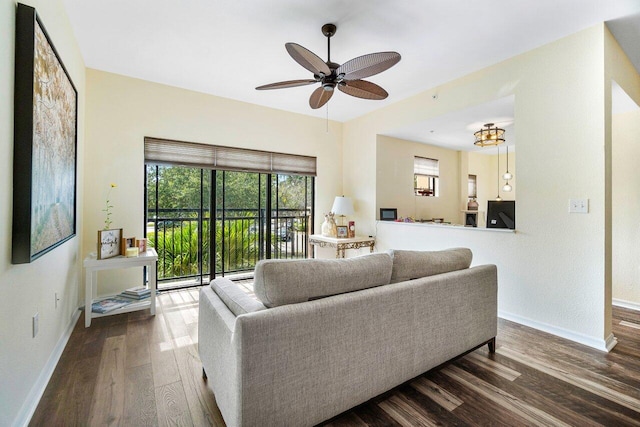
left=12, top=3, right=78, bottom=264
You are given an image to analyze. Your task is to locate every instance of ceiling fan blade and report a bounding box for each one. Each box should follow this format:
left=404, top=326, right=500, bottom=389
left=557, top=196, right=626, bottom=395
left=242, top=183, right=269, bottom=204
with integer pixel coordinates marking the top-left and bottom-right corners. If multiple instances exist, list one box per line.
left=338, top=80, right=388, bottom=100
left=256, top=80, right=317, bottom=90
left=286, top=43, right=331, bottom=76
left=337, top=52, right=401, bottom=80
left=309, top=86, right=333, bottom=109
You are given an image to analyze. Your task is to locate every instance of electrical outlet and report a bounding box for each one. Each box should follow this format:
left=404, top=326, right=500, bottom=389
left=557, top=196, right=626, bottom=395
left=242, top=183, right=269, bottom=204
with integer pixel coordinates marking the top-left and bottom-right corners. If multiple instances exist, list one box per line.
left=33, top=313, right=39, bottom=338
left=569, top=199, right=588, bottom=213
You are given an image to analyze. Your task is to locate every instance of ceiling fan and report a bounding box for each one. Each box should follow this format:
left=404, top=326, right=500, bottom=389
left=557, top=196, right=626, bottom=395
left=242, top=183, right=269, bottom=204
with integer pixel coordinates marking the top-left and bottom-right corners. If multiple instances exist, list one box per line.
left=256, top=23, right=401, bottom=109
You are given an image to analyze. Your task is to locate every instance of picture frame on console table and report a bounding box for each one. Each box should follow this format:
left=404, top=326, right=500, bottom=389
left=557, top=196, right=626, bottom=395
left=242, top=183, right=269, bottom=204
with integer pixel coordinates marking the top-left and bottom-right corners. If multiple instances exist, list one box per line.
left=121, top=236, right=136, bottom=254
left=12, top=3, right=78, bottom=264
left=136, top=238, right=147, bottom=252
left=98, top=228, right=122, bottom=260
left=336, top=225, right=348, bottom=238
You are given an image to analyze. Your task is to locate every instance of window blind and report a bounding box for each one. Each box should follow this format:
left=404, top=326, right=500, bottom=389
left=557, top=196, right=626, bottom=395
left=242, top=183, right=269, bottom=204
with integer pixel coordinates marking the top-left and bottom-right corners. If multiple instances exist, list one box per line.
left=144, top=137, right=317, bottom=176
left=414, top=156, right=439, bottom=176
left=468, top=174, right=477, bottom=198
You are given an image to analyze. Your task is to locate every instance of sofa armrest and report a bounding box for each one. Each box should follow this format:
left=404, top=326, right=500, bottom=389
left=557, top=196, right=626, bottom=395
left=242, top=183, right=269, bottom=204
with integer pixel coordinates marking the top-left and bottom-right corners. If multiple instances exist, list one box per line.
left=211, top=277, right=266, bottom=316
left=198, top=286, right=241, bottom=425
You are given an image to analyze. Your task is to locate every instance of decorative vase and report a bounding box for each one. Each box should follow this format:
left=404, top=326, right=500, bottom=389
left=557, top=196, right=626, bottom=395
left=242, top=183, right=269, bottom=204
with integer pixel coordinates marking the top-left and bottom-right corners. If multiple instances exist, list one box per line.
left=467, top=198, right=479, bottom=211
left=321, top=214, right=331, bottom=236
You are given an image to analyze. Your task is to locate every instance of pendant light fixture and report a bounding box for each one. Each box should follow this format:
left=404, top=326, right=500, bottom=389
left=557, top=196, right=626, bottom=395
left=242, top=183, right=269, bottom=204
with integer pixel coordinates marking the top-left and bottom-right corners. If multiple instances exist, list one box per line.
left=474, top=123, right=505, bottom=147
left=495, top=146, right=502, bottom=201
left=503, top=145, right=513, bottom=181
left=502, top=145, right=513, bottom=192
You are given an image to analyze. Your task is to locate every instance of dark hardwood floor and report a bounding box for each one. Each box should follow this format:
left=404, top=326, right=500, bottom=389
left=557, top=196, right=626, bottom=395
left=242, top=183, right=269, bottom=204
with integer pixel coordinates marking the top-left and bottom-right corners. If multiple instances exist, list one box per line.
left=30, top=288, right=640, bottom=426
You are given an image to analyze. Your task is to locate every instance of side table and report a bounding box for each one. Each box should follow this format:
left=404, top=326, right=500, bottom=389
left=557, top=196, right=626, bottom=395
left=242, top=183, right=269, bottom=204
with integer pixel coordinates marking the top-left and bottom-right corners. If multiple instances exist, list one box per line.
left=309, top=235, right=375, bottom=258
left=83, top=248, right=158, bottom=327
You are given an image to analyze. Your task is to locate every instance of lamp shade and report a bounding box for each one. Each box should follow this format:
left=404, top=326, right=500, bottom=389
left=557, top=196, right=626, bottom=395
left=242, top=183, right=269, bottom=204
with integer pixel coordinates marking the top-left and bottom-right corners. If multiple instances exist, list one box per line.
left=331, top=196, right=354, bottom=216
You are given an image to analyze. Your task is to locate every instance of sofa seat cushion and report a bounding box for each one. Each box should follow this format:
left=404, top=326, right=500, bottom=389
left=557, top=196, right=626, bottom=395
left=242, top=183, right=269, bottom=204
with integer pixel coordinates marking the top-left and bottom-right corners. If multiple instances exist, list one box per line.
left=253, top=252, right=393, bottom=307
left=389, top=248, right=472, bottom=283
left=211, top=277, right=267, bottom=316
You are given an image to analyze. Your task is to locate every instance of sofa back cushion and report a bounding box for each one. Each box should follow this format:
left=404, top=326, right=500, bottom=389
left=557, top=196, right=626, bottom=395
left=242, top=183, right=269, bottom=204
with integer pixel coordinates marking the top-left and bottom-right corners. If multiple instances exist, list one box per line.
left=254, top=252, right=393, bottom=307
left=389, top=248, right=472, bottom=283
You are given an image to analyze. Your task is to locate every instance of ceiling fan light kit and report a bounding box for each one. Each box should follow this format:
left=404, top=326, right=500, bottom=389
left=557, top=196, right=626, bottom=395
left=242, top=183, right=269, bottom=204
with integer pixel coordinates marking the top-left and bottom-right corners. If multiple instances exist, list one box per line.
left=256, top=23, right=401, bottom=109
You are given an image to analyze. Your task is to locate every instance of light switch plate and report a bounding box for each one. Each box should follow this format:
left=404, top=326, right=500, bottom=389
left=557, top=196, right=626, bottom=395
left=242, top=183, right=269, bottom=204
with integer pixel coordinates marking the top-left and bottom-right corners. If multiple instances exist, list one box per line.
left=569, top=199, right=588, bottom=213
left=33, top=312, right=39, bottom=338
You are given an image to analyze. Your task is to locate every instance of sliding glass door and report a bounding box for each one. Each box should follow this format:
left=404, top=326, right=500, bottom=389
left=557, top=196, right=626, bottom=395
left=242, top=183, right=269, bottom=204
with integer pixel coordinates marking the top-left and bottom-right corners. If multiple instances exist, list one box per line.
left=146, top=165, right=313, bottom=290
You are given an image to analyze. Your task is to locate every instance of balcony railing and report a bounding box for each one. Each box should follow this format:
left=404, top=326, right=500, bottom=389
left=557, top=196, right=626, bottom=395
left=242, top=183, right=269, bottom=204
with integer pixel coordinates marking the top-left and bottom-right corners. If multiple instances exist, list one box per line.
left=147, top=208, right=310, bottom=287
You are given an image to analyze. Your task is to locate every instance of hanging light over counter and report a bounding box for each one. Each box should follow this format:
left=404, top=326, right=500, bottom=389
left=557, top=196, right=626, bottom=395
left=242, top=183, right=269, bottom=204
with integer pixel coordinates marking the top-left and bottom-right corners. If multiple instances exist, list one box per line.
left=502, top=145, right=513, bottom=192
left=503, top=145, right=513, bottom=181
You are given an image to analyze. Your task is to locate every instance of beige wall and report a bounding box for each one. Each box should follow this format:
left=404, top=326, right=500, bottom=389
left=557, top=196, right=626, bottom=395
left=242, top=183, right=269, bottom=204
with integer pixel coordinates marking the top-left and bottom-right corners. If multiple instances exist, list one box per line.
left=84, top=69, right=343, bottom=295
left=376, top=136, right=462, bottom=222
left=0, top=0, right=85, bottom=425
left=612, top=109, right=640, bottom=307
left=344, top=24, right=638, bottom=350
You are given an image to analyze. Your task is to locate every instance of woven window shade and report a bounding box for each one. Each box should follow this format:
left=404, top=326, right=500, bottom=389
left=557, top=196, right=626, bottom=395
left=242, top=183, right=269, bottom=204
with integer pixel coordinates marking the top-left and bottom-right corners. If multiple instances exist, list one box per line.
left=144, top=138, right=216, bottom=169
left=414, top=156, right=439, bottom=177
left=144, top=137, right=317, bottom=176
left=272, top=152, right=316, bottom=176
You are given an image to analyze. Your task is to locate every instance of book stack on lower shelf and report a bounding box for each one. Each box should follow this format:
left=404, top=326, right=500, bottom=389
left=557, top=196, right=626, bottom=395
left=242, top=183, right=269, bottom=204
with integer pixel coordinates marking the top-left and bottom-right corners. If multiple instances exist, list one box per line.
left=91, top=296, right=133, bottom=314
left=120, top=286, right=151, bottom=300
left=91, top=287, right=152, bottom=314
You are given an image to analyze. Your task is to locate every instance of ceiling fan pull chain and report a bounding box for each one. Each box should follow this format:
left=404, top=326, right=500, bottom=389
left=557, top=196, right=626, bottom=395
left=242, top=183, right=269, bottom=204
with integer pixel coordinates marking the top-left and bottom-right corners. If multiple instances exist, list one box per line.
left=326, top=103, right=329, bottom=133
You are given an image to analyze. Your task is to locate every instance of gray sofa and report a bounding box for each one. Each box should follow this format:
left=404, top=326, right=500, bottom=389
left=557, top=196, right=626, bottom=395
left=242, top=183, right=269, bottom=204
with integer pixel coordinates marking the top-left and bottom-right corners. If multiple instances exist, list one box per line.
left=198, top=248, right=497, bottom=426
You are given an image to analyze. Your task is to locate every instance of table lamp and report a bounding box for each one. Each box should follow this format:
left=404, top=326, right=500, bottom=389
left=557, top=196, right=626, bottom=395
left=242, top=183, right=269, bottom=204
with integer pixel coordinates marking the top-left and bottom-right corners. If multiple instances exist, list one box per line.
left=331, top=196, right=354, bottom=226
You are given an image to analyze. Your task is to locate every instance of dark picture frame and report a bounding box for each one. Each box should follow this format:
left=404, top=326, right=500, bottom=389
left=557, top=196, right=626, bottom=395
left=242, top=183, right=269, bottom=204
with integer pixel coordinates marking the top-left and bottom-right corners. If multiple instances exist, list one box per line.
left=487, top=200, right=516, bottom=230
left=379, top=208, right=398, bottom=221
left=12, top=4, right=78, bottom=264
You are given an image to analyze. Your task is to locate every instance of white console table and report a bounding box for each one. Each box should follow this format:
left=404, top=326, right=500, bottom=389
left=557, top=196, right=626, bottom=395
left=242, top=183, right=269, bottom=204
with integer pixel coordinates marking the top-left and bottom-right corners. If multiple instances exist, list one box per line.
left=309, top=235, right=375, bottom=258
left=83, top=248, right=158, bottom=327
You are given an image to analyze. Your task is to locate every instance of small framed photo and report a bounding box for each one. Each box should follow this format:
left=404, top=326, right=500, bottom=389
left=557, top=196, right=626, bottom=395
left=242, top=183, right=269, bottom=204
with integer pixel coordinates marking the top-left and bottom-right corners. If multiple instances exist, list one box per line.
left=136, top=238, right=147, bottom=253
left=336, top=225, right=348, bottom=238
left=98, top=228, right=122, bottom=260
left=121, top=236, right=136, bottom=254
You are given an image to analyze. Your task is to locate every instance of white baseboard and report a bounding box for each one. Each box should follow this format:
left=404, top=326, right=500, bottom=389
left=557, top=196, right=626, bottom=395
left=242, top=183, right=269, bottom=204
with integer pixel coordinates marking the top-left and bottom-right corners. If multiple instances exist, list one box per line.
left=12, top=308, right=81, bottom=427
left=498, top=310, right=615, bottom=353
left=613, top=298, right=640, bottom=312
left=604, top=333, right=618, bottom=352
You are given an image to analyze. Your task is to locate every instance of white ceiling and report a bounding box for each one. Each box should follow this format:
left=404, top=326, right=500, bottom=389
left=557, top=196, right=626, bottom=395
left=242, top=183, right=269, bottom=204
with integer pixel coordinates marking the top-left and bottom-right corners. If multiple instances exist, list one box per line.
left=62, top=0, right=640, bottom=122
